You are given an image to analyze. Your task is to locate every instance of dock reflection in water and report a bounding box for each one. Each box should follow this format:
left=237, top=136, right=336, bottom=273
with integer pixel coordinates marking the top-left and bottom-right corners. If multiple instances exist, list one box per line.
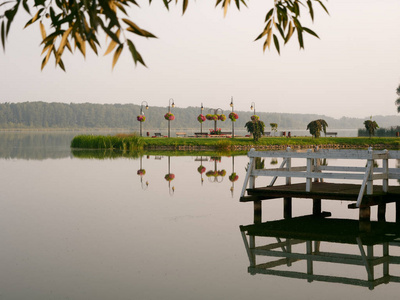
left=240, top=212, right=400, bottom=290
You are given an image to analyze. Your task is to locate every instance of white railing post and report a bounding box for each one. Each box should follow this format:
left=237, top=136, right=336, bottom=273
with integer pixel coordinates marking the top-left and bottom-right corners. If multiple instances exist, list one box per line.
left=314, top=146, right=321, bottom=183
left=367, top=147, right=374, bottom=196
left=240, top=148, right=256, bottom=198
left=306, top=149, right=312, bottom=192
left=383, top=149, right=389, bottom=193
left=286, top=147, right=291, bottom=185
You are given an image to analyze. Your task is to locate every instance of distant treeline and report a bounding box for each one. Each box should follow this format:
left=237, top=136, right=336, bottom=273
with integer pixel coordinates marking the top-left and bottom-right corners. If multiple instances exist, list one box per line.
left=1, top=102, right=400, bottom=131
left=358, top=126, right=400, bottom=137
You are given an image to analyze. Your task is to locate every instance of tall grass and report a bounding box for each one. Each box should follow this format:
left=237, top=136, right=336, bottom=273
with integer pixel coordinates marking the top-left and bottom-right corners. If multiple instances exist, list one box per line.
left=71, top=134, right=144, bottom=150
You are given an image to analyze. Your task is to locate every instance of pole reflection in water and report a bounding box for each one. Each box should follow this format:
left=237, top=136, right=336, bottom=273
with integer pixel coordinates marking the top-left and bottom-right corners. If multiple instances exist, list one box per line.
left=137, top=156, right=149, bottom=190
left=195, top=156, right=208, bottom=185
left=240, top=202, right=400, bottom=290
left=206, top=156, right=226, bottom=183
left=229, top=156, right=239, bottom=197
left=165, top=156, right=175, bottom=196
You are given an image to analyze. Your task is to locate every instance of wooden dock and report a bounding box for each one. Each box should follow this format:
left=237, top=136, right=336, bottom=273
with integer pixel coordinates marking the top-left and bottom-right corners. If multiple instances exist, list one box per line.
left=244, top=182, right=400, bottom=205
left=240, top=147, right=400, bottom=221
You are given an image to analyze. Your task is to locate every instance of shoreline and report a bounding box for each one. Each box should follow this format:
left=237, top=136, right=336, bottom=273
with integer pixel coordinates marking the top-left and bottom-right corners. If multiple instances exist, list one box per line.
left=70, top=135, right=400, bottom=152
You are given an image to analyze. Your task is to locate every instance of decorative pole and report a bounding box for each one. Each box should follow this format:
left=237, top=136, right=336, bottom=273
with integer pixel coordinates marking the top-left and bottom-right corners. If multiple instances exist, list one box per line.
left=139, top=101, right=149, bottom=137
left=209, top=108, right=223, bottom=132
left=167, top=98, right=175, bottom=138
left=168, top=156, right=175, bottom=196
left=230, top=97, right=234, bottom=139
left=139, top=156, right=149, bottom=190
left=230, top=156, right=235, bottom=197
left=250, top=102, right=256, bottom=116
left=201, top=103, right=204, bottom=134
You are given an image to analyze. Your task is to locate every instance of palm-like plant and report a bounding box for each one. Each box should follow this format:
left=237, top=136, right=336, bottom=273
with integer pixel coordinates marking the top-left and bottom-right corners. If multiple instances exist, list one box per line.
left=306, top=119, right=328, bottom=138
left=245, top=119, right=265, bottom=142
left=364, top=118, right=379, bottom=138
left=396, top=85, right=400, bottom=112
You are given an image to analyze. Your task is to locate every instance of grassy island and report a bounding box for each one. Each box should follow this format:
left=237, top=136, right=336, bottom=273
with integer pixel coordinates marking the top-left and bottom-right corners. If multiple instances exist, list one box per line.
left=70, top=134, right=400, bottom=152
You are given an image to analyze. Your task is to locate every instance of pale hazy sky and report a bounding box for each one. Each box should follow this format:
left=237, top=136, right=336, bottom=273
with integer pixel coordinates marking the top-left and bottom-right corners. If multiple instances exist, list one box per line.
left=1, top=0, right=400, bottom=119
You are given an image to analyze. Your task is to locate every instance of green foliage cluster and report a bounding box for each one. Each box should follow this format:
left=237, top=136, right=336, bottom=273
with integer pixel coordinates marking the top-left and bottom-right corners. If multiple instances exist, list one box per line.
left=307, top=119, right=328, bottom=138
left=363, top=119, right=379, bottom=138
left=270, top=123, right=278, bottom=135
left=1, top=0, right=328, bottom=70
left=244, top=119, right=265, bottom=141
left=396, top=84, right=400, bottom=113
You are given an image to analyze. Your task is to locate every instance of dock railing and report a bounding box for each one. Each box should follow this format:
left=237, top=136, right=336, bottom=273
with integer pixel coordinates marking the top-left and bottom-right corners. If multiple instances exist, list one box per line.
left=241, top=147, right=400, bottom=207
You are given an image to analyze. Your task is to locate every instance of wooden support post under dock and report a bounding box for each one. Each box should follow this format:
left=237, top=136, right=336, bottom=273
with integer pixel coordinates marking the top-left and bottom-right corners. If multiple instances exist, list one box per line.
left=254, top=201, right=262, bottom=224
left=306, top=149, right=312, bottom=192
left=313, top=199, right=322, bottom=216
left=378, top=204, right=386, bottom=221
left=284, top=198, right=292, bottom=219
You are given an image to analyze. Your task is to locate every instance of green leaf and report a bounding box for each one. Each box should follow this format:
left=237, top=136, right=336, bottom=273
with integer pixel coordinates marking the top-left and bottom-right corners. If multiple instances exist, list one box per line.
left=215, top=0, right=223, bottom=8
left=74, top=32, right=86, bottom=57
left=273, top=34, right=280, bottom=54
left=0, top=1, right=15, bottom=8
left=183, top=0, right=188, bottom=14
left=5, top=7, right=18, bottom=35
left=317, top=0, right=329, bottom=15
left=297, top=28, right=304, bottom=49
left=56, top=27, right=73, bottom=63
left=114, top=2, right=128, bottom=15
left=162, top=0, right=170, bottom=10
left=88, top=39, right=98, bottom=55
left=127, top=39, right=146, bottom=67
left=22, top=0, right=31, bottom=15
left=41, top=30, right=62, bottom=45
left=307, top=0, right=314, bottom=21
left=34, top=0, right=45, bottom=6
left=1, top=21, right=5, bottom=51
left=293, top=1, right=300, bottom=15
left=303, top=27, right=319, bottom=39
left=41, top=45, right=53, bottom=70
left=285, top=21, right=295, bottom=44
left=104, top=29, right=120, bottom=56
left=264, top=8, right=273, bottom=22
left=276, top=24, right=285, bottom=38
left=58, top=58, right=66, bottom=72
left=24, top=8, right=44, bottom=28
left=112, top=44, right=123, bottom=69
left=123, top=18, right=145, bottom=35
left=100, top=22, right=121, bottom=44
left=39, top=22, right=46, bottom=40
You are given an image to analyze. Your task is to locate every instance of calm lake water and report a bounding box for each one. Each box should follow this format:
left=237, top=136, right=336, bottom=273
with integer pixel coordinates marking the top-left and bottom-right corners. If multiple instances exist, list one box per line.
left=0, top=131, right=399, bottom=300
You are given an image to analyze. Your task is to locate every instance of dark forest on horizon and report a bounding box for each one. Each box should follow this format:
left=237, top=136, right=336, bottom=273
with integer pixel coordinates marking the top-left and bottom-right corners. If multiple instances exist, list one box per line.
left=1, top=102, right=399, bottom=131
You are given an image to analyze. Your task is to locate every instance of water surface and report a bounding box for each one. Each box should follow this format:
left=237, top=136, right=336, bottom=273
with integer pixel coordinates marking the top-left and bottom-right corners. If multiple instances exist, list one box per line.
left=0, top=131, right=399, bottom=300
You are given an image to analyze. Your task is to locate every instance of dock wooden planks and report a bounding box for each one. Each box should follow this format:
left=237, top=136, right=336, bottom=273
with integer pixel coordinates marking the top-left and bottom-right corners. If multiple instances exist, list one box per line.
left=241, top=182, right=400, bottom=207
